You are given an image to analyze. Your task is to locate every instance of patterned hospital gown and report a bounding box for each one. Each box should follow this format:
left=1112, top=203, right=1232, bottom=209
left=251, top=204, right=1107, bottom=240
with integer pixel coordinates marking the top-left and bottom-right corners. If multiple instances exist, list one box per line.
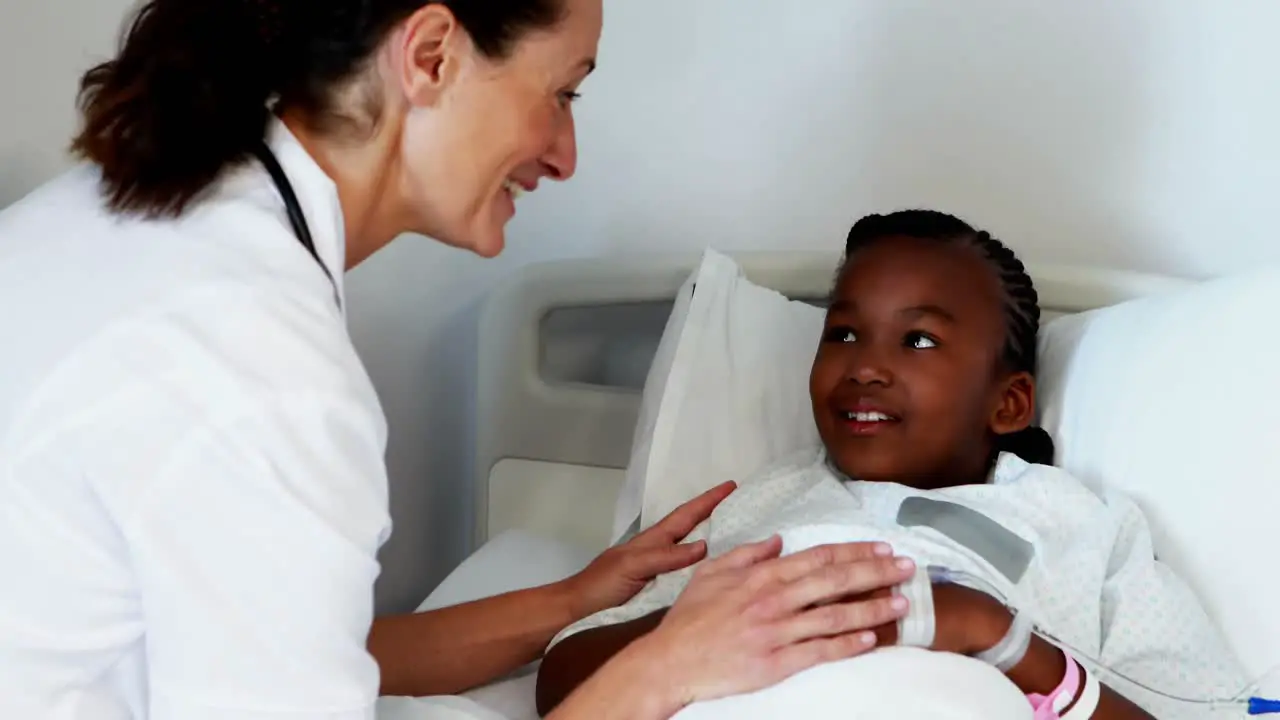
left=550, top=450, right=1248, bottom=719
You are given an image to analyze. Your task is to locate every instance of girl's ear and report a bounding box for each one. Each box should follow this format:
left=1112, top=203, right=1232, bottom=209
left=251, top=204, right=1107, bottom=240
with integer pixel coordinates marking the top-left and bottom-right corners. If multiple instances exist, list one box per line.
left=989, top=371, right=1036, bottom=437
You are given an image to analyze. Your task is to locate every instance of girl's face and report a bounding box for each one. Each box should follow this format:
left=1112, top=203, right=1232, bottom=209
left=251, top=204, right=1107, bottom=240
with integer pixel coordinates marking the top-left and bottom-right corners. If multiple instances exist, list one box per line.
left=808, top=236, right=1036, bottom=489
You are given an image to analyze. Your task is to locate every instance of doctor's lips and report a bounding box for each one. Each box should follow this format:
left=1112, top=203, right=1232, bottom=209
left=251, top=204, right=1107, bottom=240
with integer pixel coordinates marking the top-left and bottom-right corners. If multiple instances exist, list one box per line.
left=503, top=177, right=538, bottom=200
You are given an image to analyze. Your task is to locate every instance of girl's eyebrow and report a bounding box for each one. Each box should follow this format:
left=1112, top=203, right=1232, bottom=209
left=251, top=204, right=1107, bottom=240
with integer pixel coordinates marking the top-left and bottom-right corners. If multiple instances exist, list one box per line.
left=828, top=300, right=957, bottom=324
left=899, top=305, right=956, bottom=323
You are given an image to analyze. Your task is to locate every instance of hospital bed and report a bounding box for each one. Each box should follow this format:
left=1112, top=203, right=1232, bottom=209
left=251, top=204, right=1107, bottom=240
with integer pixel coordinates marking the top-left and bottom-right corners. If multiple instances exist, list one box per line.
left=382, top=251, right=1280, bottom=719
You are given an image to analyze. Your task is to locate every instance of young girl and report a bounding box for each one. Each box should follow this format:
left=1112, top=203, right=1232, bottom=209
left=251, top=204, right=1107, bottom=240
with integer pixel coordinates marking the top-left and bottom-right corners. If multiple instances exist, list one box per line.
left=535, top=211, right=1246, bottom=719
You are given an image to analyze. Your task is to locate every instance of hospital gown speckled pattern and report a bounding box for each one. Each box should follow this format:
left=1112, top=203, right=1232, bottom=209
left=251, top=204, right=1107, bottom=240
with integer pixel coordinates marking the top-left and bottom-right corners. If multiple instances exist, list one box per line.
left=550, top=450, right=1248, bottom=719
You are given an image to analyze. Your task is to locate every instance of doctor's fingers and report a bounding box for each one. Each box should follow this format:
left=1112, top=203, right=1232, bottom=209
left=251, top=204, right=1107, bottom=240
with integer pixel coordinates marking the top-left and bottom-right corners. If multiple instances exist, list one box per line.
left=763, top=633, right=883, bottom=688
left=622, top=539, right=709, bottom=578
left=770, top=592, right=907, bottom=648
left=633, top=481, right=737, bottom=546
left=744, top=556, right=916, bottom=621
left=758, top=541, right=905, bottom=587
left=694, top=534, right=784, bottom=575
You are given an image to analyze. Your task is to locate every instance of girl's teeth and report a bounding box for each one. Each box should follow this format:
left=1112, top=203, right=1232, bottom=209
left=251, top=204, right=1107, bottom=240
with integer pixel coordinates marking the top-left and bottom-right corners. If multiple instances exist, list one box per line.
left=506, top=181, right=524, bottom=199
left=846, top=412, right=892, bottom=422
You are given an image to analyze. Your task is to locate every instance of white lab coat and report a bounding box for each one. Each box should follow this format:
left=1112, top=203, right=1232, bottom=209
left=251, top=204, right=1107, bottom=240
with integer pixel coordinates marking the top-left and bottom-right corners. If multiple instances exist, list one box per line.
left=0, top=120, right=393, bottom=718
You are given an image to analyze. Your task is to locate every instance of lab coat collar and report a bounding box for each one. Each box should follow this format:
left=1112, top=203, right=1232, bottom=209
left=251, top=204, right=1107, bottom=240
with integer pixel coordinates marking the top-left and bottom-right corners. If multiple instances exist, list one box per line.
left=263, top=117, right=347, bottom=311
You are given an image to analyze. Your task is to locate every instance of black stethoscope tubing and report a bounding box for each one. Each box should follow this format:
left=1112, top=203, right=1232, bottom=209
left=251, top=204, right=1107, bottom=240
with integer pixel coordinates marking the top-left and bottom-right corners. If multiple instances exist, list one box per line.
left=252, top=141, right=342, bottom=309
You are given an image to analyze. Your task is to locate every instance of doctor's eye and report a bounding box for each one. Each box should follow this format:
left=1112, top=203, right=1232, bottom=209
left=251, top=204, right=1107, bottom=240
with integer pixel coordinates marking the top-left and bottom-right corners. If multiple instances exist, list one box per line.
left=558, top=91, right=582, bottom=108
left=823, top=326, right=857, bottom=344
left=904, top=331, right=938, bottom=350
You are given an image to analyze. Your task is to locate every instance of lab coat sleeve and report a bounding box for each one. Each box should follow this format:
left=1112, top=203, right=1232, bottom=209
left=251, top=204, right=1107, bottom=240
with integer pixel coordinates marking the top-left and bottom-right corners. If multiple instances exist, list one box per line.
left=126, top=389, right=390, bottom=720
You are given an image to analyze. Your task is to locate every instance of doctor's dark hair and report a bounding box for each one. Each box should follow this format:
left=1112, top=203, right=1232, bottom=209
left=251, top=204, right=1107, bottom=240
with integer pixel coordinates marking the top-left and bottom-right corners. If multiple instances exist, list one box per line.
left=70, top=0, right=565, bottom=218
left=837, top=209, right=1056, bottom=467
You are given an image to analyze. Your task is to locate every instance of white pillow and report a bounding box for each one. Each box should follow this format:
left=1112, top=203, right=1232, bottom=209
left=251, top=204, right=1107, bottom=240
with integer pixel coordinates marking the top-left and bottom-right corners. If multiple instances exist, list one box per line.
left=629, top=249, right=826, bottom=532
left=1037, top=266, right=1280, bottom=690
left=611, top=267, right=698, bottom=542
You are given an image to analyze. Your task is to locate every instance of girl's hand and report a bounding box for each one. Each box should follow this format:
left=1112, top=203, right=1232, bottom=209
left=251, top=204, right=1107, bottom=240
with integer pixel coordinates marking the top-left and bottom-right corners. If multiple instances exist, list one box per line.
left=560, top=482, right=737, bottom=620
left=621, top=535, right=916, bottom=712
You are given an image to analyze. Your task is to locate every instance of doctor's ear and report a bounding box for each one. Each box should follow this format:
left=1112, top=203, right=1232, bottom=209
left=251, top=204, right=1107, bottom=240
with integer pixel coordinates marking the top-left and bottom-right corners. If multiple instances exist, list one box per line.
left=391, top=4, right=467, bottom=106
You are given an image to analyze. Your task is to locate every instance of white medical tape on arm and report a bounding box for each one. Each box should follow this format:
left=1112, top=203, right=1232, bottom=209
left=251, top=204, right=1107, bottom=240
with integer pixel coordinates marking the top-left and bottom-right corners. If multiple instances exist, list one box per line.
left=893, top=565, right=936, bottom=648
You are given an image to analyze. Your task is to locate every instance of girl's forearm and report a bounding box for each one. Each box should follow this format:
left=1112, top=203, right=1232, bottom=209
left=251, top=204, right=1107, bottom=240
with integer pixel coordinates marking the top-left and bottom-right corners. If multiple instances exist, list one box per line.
left=984, top=611, right=1156, bottom=719
left=536, top=609, right=669, bottom=715
left=546, top=633, right=683, bottom=720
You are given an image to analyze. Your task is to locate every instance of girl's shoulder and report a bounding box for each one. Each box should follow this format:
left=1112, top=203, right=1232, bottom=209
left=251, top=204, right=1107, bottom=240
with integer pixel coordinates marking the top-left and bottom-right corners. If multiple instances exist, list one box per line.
left=990, top=452, right=1092, bottom=495
left=965, top=453, right=1152, bottom=535
left=940, top=453, right=1112, bottom=527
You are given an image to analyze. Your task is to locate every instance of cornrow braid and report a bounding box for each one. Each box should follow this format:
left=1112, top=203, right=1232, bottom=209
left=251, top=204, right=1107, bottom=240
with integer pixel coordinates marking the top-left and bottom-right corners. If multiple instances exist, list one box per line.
left=841, top=209, right=1041, bottom=375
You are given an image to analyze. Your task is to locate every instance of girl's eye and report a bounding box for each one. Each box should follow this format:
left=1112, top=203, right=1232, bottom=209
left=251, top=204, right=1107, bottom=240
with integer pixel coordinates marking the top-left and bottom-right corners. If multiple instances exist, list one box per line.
left=905, top=332, right=938, bottom=350
left=558, top=91, right=582, bottom=107
left=823, top=326, right=857, bottom=343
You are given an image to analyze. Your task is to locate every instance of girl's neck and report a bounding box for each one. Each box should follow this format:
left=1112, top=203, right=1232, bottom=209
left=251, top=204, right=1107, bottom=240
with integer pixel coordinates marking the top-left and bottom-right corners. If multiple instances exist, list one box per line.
left=824, top=453, right=994, bottom=490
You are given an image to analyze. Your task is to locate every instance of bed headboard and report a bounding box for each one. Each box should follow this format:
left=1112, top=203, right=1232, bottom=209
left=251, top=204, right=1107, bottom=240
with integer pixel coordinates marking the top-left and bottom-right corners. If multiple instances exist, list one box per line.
left=473, top=251, right=1192, bottom=553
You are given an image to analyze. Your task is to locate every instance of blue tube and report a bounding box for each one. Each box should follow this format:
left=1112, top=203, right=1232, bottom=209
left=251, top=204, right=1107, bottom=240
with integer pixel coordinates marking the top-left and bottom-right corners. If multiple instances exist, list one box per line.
left=1250, top=697, right=1280, bottom=715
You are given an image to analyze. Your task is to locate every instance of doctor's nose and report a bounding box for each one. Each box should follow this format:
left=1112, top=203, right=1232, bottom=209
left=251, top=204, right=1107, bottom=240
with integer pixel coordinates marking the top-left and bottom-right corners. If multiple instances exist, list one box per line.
left=540, top=114, right=578, bottom=181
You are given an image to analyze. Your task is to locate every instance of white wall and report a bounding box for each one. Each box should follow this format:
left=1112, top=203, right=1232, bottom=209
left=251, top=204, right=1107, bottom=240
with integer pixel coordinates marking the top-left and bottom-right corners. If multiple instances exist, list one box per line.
left=4, top=1, right=1279, bottom=613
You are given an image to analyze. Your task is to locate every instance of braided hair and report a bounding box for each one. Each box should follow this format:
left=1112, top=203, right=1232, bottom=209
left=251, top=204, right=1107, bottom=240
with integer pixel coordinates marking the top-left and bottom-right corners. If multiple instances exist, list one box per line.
left=838, top=209, right=1055, bottom=466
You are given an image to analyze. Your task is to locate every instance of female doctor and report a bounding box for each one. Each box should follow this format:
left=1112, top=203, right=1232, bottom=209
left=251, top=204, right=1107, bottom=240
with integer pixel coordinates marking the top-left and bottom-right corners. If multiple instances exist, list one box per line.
left=0, top=0, right=918, bottom=718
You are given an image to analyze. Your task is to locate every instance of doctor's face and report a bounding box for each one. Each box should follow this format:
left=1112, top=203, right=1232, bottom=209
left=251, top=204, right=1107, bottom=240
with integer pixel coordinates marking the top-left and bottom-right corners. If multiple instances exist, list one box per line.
left=398, top=0, right=601, bottom=258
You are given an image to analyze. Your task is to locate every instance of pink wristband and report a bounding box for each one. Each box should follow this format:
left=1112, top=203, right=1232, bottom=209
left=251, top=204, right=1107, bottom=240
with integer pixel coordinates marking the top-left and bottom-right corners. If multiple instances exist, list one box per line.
left=1027, top=652, right=1081, bottom=720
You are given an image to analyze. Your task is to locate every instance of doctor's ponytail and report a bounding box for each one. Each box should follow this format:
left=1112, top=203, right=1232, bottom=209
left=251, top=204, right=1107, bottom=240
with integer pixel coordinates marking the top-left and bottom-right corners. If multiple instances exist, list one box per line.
left=71, top=0, right=566, bottom=218
left=71, top=1, right=281, bottom=217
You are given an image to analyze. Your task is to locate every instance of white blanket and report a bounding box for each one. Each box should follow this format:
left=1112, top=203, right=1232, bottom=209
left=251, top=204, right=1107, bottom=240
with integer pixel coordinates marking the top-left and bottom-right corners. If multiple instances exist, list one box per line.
left=551, top=450, right=1248, bottom=719
left=377, top=695, right=511, bottom=720
left=673, top=648, right=1031, bottom=720
left=377, top=651, right=1035, bottom=720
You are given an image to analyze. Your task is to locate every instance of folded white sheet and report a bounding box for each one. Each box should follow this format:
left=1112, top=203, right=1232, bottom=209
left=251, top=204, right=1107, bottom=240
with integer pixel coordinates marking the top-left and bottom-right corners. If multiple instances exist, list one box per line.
left=377, top=695, right=510, bottom=720
left=672, top=647, right=1032, bottom=720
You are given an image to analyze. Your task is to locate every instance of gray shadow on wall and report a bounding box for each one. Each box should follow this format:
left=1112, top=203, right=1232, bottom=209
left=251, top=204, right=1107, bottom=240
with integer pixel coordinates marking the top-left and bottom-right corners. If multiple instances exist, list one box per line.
left=347, top=237, right=497, bottom=616
left=752, top=3, right=1197, bottom=274
left=373, top=293, right=483, bottom=615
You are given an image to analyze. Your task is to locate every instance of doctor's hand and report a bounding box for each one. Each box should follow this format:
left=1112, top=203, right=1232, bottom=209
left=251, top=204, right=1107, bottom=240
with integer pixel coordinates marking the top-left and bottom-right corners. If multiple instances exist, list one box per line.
left=559, top=481, right=737, bottom=620
left=621, top=536, right=915, bottom=712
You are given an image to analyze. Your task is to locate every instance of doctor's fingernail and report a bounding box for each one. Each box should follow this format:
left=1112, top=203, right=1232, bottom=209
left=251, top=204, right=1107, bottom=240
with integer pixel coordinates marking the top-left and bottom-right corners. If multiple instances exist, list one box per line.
left=895, top=558, right=916, bottom=571
left=873, top=543, right=893, bottom=557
